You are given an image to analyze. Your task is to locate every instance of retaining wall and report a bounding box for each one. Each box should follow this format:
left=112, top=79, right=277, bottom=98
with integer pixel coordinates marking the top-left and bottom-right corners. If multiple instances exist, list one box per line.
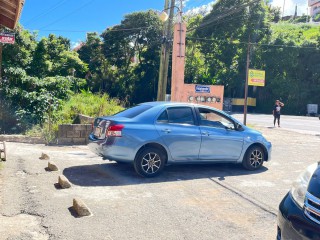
left=58, top=124, right=91, bottom=145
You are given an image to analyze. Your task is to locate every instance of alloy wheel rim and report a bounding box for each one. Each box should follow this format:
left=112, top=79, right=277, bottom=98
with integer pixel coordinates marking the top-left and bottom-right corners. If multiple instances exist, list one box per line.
left=141, top=152, right=161, bottom=174
left=249, top=149, right=263, bottom=168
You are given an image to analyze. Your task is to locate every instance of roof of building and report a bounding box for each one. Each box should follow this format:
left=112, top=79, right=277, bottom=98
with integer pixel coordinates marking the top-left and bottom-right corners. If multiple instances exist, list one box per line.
left=0, top=0, right=25, bottom=29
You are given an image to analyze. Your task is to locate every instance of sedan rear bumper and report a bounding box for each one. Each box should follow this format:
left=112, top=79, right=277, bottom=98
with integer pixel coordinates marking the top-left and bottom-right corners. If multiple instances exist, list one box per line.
left=88, top=134, right=135, bottom=162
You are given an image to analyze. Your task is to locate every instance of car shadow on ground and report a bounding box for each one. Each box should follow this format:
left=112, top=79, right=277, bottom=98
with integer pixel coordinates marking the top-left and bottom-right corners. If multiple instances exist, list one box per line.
left=63, top=162, right=268, bottom=187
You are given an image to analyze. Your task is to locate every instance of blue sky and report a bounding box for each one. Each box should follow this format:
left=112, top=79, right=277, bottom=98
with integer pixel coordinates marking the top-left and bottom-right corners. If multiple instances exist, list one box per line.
left=20, top=0, right=166, bottom=47
left=19, top=0, right=307, bottom=48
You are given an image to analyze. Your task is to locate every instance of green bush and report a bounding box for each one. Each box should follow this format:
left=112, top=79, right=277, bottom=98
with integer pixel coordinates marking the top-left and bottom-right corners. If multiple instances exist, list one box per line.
left=54, top=90, right=124, bottom=125
left=26, top=90, right=124, bottom=143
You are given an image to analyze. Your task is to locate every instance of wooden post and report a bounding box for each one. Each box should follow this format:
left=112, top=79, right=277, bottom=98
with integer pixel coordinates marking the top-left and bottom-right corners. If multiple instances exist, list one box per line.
left=157, top=0, right=175, bottom=101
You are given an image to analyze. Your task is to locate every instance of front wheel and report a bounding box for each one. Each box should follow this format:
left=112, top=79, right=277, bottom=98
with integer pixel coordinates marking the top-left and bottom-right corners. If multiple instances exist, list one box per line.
left=242, top=146, right=265, bottom=171
left=134, top=147, right=166, bottom=177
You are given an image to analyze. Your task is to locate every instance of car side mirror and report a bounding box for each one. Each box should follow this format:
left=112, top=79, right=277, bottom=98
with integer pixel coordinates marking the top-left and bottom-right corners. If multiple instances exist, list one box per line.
left=235, top=123, right=243, bottom=131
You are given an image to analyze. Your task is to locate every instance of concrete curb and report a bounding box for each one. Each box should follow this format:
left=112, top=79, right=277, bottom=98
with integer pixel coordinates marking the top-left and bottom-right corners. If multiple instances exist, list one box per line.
left=58, top=175, right=72, bottom=189
left=73, top=198, right=92, bottom=217
left=0, top=135, right=46, bottom=144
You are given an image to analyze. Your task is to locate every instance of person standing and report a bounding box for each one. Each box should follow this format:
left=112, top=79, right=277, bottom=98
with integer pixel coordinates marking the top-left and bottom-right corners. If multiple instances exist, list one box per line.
left=273, top=100, right=284, bottom=127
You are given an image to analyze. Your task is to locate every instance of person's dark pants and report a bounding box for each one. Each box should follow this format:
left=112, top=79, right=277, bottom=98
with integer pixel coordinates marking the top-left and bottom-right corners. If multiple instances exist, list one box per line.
left=274, top=114, right=280, bottom=126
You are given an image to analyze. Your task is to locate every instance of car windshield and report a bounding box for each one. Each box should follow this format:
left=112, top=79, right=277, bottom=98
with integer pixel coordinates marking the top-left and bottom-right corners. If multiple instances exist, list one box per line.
left=113, top=104, right=153, bottom=118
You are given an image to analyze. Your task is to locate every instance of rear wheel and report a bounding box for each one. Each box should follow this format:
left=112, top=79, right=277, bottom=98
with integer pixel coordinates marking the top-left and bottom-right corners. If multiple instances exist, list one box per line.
left=134, top=147, right=166, bottom=177
left=242, top=146, right=264, bottom=170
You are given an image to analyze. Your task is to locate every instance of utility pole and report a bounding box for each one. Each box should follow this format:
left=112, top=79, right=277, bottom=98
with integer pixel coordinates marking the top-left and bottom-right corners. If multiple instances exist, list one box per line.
left=157, top=0, right=175, bottom=101
left=243, top=35, right=251, bottom=126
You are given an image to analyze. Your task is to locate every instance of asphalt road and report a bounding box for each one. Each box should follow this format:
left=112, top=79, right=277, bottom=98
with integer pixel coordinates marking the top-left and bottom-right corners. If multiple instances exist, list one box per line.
left=1, top=118, right=320, bottom=240
left=233, top=113, right=320, bottom=135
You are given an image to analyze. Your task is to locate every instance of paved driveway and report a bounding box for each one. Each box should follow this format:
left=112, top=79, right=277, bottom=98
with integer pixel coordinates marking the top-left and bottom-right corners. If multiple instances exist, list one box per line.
left=1, top=125, right=320, bottom=240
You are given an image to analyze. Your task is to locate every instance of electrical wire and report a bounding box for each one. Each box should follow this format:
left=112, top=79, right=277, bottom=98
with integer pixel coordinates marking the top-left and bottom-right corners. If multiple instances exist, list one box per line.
left=24, top=0, right=69, bottom=25
left=187, top=36, right=320, bottom=49
left=38, top=0, right=96, bottom=30
left=34, top=26, right=152, bottom=33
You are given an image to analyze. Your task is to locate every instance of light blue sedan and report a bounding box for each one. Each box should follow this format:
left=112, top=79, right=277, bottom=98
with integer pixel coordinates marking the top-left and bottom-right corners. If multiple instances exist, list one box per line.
left=88, top=102, right=272, bottom=177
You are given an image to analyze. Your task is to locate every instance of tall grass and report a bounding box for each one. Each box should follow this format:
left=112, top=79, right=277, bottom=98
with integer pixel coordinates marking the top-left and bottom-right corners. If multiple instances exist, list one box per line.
left=55, top=90, right=124, bottom=125
left=26, top=90, right=124, bottom=143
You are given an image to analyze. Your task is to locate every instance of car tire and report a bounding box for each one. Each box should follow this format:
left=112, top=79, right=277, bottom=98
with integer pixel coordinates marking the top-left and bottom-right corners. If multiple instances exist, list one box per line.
left=242, top=146, right=264, bottom=171
left=134, top=147, right=166, bottom=177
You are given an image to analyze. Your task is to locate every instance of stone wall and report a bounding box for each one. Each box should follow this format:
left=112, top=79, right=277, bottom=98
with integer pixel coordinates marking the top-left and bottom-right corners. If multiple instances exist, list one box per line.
left=58, top=124, right=92, bottom=145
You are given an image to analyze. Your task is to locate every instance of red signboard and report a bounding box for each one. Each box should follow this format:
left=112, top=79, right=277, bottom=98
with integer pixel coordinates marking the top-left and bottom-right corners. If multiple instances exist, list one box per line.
left=0, top=33, right=15, bottom=44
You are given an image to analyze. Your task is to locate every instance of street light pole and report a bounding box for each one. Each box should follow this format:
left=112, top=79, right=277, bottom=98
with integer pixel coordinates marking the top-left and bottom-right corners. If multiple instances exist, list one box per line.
left=157, top=0, right=175, bottom=101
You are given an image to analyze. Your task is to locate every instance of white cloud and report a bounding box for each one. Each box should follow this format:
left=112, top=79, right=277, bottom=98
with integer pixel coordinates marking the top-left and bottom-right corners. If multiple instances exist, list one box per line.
left=185, top=2, right=214, bottom=17
left=185, top=0, right=310, bottom=17
left=270, top=0, right=309, bottom=16
left=71, top=40, right=83, bottom=50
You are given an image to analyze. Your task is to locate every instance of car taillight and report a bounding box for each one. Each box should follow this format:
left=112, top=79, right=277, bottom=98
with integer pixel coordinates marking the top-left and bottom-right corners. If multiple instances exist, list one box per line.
left=106, top=124, right=124, bottom=137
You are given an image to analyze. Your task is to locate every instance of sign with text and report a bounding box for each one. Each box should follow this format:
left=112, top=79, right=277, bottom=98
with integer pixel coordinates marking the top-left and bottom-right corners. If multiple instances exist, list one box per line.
left=195, top=85, right=210, bottom=93
left=248, top=69, right=265, bottom=87
left=0, top=33, right=15, bottom=44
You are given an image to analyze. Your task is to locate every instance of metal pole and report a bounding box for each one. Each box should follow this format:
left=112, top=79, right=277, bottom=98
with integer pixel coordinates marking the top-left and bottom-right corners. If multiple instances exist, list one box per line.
left=282, top=0, right=286, bottom=18
left=243, top=35, right=250, bottom=126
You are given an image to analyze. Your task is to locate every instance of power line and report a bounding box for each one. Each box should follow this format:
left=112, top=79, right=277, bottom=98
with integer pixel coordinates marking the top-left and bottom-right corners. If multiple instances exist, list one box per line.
left=30, top=26, right=151, bottom=34
left=187, top=36, right=320, bottom=50
left=24, top=0, right=69, bottom=25
left=39, top=0, right=96, bottom=30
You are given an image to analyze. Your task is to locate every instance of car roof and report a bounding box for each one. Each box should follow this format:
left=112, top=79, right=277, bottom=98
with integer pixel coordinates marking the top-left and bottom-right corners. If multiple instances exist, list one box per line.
left=140, top=101, right=225, bottom=113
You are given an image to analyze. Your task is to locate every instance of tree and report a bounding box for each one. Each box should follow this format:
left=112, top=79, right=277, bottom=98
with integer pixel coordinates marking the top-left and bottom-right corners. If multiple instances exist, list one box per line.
left=30, top=38, right=52, bottom=78
left=101, top=10, right=162, bottom=104
left=2, top=25, right=37, bottom=73
left=193, top=0, right=271, bottom=98
left=184, top=14, right=211, bottom=85
left=77, top=32, right=110, bottom=92
left=257, top=24, right=320, bottom=114
left=29, top=34, right=88, bottom=78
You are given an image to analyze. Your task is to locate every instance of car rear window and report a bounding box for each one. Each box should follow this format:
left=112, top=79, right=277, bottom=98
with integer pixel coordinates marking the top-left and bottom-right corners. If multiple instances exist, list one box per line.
left=114, top=104, right=153, bottom=118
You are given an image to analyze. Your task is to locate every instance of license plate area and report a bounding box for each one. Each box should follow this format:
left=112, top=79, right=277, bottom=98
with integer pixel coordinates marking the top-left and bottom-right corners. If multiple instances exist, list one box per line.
left=93, top=120, right=110, bottom=139
left=94, top=126, right=102, bottom=138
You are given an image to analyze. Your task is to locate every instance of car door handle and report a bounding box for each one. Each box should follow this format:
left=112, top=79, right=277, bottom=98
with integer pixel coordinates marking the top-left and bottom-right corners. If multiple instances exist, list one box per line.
left=202, top=131, right=210, bottom=136
left=162, top=129, right=171, bottom=133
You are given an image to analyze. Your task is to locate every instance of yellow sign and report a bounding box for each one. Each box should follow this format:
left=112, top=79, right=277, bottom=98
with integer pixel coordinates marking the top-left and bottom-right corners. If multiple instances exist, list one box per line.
left=248, top=69, right=265, bottom=87
left=232, top=98, right=256, bottom=107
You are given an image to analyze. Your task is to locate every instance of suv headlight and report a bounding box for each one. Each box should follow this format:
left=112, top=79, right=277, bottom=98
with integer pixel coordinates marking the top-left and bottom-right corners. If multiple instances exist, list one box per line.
left=290, top=163, right=318, bottom=208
